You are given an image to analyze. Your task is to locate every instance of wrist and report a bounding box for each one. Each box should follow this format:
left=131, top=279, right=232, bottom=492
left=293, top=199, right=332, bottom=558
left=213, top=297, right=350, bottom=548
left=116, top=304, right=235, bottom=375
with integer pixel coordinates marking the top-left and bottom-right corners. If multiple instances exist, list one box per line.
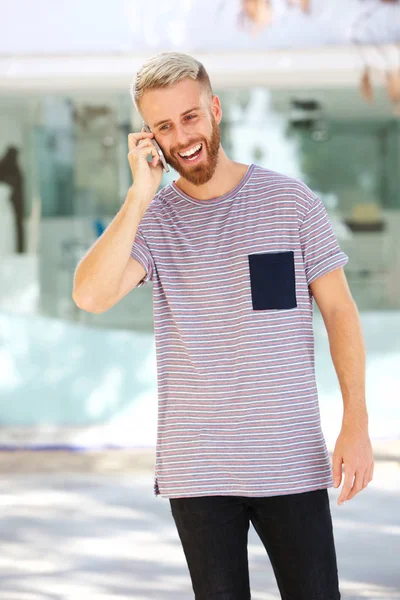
left=125, top=185, right=152, bottom=211
left=342, top=410, right=369, bottom=430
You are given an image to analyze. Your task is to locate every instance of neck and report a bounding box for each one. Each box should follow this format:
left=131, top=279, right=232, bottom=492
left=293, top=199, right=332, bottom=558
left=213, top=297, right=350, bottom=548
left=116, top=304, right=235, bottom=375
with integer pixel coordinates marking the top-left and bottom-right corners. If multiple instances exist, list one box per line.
left=174, top=149, right=250, bottom=201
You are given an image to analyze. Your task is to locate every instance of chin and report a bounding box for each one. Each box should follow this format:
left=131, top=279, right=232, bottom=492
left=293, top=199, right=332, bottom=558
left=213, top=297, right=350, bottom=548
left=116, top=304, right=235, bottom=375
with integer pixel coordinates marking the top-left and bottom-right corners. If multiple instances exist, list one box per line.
left=173, top=155, right=219, bottom=186
left=179, top=165, right=216, bottom=186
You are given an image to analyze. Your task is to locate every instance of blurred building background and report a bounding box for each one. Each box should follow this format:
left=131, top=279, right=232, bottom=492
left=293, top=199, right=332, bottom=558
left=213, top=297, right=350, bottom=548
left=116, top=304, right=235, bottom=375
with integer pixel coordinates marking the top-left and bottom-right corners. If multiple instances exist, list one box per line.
left=1, top=0, right=400, bottom=450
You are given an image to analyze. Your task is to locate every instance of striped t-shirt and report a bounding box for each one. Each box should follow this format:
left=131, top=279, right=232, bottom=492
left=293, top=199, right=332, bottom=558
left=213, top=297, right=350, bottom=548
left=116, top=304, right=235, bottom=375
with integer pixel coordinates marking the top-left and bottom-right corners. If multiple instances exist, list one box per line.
left=131, top=163, right=349, bottom=499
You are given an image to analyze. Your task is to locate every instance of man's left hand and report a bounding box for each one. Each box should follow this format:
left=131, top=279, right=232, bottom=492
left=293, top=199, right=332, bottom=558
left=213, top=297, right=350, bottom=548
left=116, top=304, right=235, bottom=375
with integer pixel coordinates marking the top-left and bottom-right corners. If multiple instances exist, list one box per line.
left=332, top=422, right=374, bottom=506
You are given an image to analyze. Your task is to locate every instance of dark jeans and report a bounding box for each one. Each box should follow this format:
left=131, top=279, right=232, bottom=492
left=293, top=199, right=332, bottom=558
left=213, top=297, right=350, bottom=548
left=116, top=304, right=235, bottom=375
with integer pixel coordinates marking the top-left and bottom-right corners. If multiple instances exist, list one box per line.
left=169, top=488, right=341, bottom=600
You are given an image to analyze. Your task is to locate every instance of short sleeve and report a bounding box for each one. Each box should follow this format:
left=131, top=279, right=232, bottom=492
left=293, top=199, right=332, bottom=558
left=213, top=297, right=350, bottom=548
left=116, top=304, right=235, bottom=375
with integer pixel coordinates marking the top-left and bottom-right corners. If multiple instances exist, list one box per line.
left=299, top=194, right=349, bottom=286
left=130, top=225, right=155, bottom=288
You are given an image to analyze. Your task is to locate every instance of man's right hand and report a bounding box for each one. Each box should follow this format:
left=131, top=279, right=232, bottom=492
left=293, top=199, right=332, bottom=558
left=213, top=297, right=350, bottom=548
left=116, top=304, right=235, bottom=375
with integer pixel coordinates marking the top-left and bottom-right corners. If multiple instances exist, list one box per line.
left=127, top=128, right=164, bottom=203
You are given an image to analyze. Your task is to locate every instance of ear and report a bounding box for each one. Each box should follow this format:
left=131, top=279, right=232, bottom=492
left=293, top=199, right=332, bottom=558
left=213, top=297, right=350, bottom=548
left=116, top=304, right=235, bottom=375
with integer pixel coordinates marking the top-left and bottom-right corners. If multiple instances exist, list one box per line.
left=211, top=94, right=222, bottom=124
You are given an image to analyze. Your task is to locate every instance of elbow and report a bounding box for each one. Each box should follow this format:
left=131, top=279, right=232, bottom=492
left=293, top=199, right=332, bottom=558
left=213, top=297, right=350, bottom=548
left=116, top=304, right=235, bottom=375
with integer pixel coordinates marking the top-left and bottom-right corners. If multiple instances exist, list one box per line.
left=72, top=290, right=93, bottom=313
left=72, top=289, right=104, bottom=314
left=72, top=276, right=115, bottom=313
left=72, top=292, right=110, bottom=315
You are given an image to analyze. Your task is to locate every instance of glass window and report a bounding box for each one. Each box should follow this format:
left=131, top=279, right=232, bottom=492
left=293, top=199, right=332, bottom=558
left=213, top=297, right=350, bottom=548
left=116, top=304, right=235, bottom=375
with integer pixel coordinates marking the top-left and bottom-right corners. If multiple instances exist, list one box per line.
left=1, top=86, right=399, bottom=331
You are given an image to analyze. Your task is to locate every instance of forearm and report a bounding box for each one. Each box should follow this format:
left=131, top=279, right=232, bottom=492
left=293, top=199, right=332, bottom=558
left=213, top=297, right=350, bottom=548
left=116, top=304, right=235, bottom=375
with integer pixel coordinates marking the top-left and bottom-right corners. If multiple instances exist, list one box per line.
left=323, top=303, right=369, bottom=429
left=72, top=186, right=148, bottom=310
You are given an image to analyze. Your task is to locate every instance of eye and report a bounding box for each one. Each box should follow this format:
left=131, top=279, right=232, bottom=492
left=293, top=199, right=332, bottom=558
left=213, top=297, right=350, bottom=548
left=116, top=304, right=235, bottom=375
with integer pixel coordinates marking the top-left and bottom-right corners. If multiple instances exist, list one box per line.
left=186, top=114, right=196, bottom=120
left=160, top=124, right=169, bottom=131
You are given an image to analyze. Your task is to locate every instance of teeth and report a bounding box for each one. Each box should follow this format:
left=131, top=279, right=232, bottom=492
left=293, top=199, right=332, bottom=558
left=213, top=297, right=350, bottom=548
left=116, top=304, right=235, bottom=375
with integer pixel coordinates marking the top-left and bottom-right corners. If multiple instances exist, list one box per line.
left=179, top=143, right=202, bottom=158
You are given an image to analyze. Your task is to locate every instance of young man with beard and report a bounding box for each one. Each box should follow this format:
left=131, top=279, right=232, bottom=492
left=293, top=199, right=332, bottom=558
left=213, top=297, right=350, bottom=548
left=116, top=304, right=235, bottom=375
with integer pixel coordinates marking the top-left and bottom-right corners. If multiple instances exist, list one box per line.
left=73, top=52, right=374, bottom=600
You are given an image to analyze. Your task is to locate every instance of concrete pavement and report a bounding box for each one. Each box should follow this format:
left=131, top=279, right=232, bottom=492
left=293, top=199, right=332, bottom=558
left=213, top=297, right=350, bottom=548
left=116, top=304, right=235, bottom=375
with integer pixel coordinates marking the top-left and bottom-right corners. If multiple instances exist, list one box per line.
left=0, top=459, right=399, bottom=600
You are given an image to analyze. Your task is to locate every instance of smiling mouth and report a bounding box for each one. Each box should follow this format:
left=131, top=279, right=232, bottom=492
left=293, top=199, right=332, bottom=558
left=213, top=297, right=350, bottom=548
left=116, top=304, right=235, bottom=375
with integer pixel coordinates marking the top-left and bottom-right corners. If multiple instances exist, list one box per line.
left=178, top=143, right=203, bottom=162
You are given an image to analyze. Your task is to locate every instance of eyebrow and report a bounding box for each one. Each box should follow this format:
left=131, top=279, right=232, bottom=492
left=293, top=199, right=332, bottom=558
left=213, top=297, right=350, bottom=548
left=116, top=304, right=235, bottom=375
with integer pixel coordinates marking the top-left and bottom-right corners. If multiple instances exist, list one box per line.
left=153, top=107, right=201, bottom=129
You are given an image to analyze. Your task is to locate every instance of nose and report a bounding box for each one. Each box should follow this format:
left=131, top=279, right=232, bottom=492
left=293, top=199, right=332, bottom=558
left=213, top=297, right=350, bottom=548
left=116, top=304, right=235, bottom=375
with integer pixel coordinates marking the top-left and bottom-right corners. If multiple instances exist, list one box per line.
left=173, top=123, right=196, bottom=152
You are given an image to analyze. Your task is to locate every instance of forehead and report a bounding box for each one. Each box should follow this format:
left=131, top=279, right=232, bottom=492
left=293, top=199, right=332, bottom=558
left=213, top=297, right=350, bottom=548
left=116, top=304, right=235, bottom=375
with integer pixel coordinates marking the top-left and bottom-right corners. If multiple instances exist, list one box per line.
left=139, top=78, right=207, bottom=127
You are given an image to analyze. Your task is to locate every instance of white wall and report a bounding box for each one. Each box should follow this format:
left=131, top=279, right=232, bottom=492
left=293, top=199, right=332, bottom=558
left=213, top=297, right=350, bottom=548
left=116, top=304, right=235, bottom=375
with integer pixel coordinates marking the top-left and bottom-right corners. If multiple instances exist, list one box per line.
left=0, top=311, right=158, bottom=448
left=0, top=309, right=399, bottom=449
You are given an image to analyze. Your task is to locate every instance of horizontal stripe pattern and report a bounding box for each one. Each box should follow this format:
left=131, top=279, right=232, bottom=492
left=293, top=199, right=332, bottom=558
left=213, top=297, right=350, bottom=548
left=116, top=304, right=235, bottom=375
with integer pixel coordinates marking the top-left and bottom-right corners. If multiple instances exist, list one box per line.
left=130, top=164, right=349, bottom=498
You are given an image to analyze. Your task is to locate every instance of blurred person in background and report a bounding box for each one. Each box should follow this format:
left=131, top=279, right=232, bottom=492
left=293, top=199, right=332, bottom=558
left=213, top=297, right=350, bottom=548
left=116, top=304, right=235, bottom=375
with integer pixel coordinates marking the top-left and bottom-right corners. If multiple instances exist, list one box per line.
left=72, top=51, right=374, bottom=600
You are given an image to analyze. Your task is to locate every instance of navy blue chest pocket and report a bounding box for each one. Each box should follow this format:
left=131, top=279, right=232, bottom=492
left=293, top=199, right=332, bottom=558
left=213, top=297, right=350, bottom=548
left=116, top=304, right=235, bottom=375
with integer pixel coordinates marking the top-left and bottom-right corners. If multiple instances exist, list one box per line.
left=248, top=250, right=297, bottom=310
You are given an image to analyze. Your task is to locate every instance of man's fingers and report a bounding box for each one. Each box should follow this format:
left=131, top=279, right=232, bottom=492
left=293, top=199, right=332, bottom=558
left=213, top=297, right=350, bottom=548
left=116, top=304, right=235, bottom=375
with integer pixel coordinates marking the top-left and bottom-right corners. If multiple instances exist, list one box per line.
left=346, top=469, right=366, bottom=501
left=128, top=143, right=159, bottom=166
left=128, top=131, right=154, bottom=153
left=138, top=144, right=158, bottom=159
left=338, top=465, right=355, bottom=505
left=128, top=139, right=157, bottom=159
left=362, top=465, right=374, bottom=489
left=361, top=468, right=371, bottom=491
left=332, top=454, right=343, bottom=488
left=140, top=144, right=161, bottom=169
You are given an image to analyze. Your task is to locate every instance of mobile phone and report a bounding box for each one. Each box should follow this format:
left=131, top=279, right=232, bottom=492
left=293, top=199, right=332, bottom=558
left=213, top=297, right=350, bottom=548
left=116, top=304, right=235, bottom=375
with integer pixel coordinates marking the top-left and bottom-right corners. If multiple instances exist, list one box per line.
left=142, top=123, right=170, bottom=173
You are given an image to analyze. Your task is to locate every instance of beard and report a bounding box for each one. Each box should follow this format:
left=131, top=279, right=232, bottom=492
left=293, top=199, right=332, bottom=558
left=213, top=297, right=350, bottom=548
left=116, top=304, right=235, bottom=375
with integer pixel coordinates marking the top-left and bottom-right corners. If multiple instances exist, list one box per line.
left=163, top=115, right=221, bottom=186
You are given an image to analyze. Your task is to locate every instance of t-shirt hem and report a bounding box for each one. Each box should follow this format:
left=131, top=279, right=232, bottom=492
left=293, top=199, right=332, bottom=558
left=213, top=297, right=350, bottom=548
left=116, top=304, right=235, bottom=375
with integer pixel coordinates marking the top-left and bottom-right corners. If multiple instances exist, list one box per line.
left=158, top=482, right=334, bottom=499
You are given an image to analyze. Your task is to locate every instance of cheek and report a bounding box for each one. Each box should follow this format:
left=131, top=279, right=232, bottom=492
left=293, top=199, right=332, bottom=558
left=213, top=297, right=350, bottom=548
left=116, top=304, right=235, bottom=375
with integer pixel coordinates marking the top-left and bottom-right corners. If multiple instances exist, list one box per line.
left=157, top=138, right=172, bottom=155
left=166, top=143, right=177, bottom=157
left=165, top=124, right=208, bottom=154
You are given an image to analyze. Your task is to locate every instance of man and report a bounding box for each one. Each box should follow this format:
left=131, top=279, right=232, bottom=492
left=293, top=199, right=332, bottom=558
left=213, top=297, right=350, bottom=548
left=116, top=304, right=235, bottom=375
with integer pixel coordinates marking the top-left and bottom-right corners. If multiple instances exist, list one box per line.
left=73, top=51, right=374, bottom=600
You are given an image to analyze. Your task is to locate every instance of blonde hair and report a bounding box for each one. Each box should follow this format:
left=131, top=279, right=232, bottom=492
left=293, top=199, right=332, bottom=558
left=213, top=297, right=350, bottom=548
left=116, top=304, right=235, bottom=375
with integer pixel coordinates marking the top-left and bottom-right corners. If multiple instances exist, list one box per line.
left=131, top=51, right=213, bottom=113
